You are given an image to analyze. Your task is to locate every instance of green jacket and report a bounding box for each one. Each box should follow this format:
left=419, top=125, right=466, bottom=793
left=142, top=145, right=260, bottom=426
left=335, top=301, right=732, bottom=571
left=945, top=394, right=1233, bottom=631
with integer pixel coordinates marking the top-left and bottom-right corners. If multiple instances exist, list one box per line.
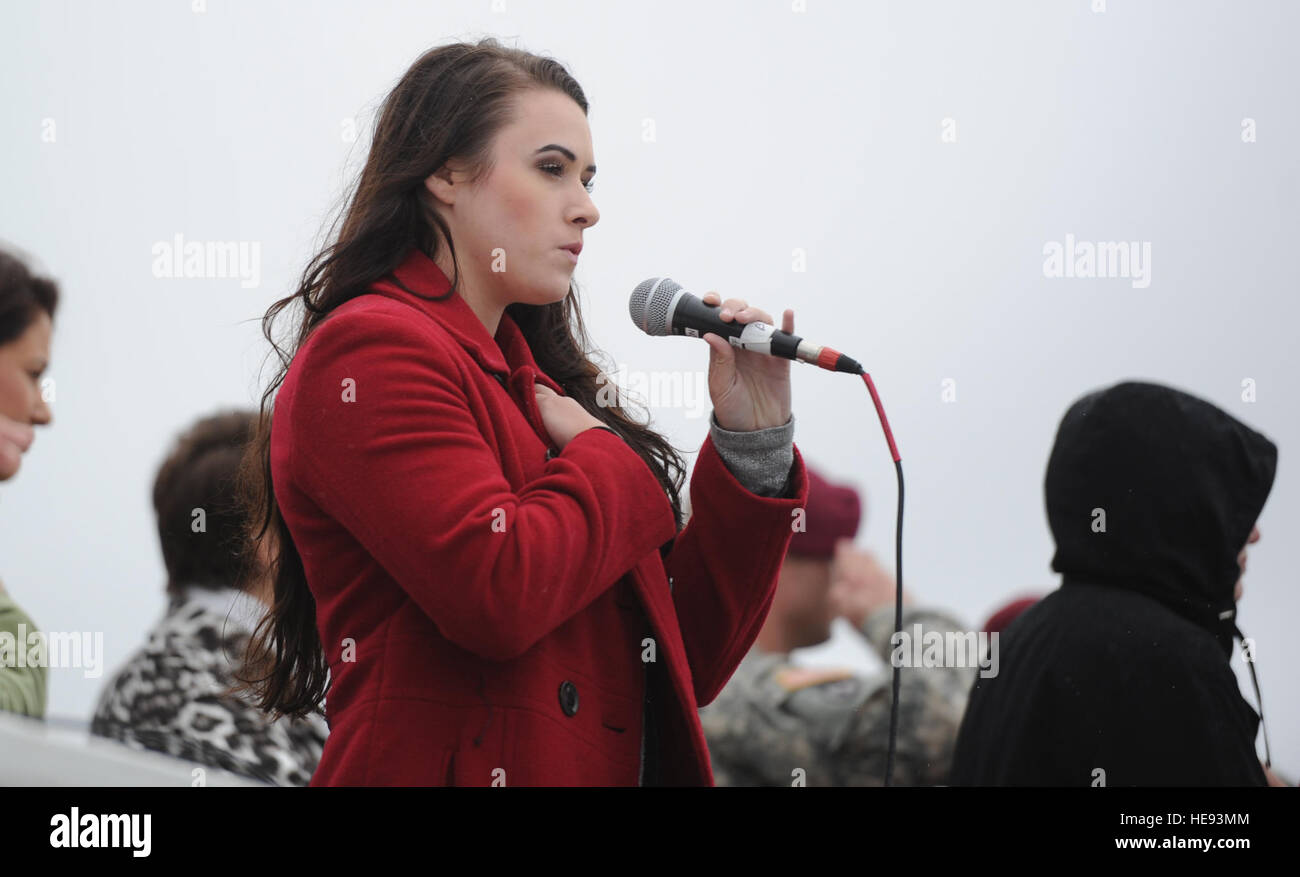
left=0, top=589, right=47, bottom=718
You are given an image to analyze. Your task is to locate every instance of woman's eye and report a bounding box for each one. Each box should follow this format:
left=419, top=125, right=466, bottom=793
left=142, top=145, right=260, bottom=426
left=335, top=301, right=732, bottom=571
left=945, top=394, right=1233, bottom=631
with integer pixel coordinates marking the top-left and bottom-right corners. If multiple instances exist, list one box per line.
left=540, top=163, right=595, bottom=194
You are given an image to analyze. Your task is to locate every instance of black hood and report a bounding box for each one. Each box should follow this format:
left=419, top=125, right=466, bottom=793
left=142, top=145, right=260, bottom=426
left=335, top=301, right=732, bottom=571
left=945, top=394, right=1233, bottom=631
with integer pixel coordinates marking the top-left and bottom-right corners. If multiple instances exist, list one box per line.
left=1045, top=380, right=1277, bottom=656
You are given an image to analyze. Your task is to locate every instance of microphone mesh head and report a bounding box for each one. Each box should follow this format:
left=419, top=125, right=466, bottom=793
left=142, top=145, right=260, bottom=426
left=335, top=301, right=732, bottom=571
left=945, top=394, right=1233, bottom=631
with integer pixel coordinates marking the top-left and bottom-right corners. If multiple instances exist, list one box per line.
left=629, top=277, right=681, bottom=336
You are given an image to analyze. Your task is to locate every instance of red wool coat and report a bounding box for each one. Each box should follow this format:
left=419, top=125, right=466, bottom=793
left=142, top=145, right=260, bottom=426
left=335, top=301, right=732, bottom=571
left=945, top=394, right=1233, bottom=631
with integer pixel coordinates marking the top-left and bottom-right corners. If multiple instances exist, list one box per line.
left=271, top=246, right=809, bottom=785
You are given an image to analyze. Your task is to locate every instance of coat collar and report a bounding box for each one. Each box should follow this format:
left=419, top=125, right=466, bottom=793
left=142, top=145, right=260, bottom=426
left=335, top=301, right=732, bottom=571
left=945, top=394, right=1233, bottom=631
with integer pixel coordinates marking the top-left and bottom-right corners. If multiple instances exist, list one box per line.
left=368, top=246, right=562, bottom=394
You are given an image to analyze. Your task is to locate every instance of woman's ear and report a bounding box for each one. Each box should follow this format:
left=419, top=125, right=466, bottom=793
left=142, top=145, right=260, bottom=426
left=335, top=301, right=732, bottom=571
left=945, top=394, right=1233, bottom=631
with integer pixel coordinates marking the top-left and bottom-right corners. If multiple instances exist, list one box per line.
left=426, top=156, right=477, bottom=208
left=424, top=165, right=457, bottom=208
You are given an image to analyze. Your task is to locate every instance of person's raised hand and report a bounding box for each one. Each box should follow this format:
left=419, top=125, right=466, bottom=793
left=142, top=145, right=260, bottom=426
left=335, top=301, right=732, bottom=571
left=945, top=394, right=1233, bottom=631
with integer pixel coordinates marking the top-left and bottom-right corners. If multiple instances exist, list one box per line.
left=828, top=538, right=905, bottom=629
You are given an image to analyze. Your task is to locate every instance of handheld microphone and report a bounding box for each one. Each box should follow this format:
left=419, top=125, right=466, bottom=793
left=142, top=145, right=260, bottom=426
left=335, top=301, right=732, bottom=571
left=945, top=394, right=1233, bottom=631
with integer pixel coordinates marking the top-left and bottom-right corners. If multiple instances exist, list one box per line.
left=631, top=278, right=905, bottom=786
left=628, top=277, right=864, bottom=375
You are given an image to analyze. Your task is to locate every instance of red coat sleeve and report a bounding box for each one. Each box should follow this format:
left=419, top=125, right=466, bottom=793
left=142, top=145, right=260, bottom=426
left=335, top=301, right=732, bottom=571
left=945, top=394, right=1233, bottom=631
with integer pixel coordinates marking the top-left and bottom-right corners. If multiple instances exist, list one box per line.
left=284, top=306, right=679, bottom=662
left=664, top=433, right=809, bottom=707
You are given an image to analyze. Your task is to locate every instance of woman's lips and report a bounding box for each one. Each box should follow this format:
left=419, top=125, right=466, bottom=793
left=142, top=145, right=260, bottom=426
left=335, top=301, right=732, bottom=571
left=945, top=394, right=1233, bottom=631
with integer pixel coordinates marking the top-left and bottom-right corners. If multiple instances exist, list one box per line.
left=559, top=247, right=579, bottom=264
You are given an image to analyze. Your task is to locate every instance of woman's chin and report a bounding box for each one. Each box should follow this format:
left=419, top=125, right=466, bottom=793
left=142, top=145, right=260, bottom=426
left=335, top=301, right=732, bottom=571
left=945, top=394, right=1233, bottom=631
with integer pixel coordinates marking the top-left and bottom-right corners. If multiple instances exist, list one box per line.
left=543, top=274, right=574, bottom=302
left=508, top=277, right=570, bottom=308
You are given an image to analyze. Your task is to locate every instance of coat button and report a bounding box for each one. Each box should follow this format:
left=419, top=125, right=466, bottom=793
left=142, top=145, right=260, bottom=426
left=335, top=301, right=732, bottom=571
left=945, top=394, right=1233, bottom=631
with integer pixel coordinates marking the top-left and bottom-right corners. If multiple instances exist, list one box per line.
left=545, top=447, right=556, bottom=461
left=558, top=680, right=580, bottom=716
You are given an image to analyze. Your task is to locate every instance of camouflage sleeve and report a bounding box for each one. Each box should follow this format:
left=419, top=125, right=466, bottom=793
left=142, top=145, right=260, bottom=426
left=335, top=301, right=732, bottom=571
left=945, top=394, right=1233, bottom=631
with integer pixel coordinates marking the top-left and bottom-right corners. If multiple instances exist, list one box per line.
left=783, top=606, right=978, bottom=785
left=699, top=651, right=835, bottom=786
left=0, top=590, right=47, bottom=719
left=701, top=607, right=983, bottom=787
left=860, top=604, right=977, bottom=687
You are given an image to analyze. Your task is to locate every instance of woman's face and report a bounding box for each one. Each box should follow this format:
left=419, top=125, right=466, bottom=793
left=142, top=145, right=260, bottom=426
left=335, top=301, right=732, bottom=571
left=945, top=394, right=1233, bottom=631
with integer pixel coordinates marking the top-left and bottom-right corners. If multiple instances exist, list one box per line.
left=1234, top=524, right=1261, bottom=602
left=775, top=553, right=837, bottom=648
left=425, top=89, right=600, bottom=316
left=0, top=311, right=53, bottom=426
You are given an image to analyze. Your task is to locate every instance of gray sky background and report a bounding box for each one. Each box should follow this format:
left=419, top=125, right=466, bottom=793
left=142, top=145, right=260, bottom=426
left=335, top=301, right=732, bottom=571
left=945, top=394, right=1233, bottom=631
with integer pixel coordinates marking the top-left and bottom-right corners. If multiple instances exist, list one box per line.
left=2, top=0, right=1296, bottom=777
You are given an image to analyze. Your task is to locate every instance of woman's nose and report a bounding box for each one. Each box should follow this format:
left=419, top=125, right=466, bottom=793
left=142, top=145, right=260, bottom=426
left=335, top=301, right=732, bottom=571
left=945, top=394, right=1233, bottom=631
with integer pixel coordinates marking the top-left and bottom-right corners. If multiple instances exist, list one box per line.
left=573, top=196, right=599, bottom=229
left=32, top=394, right=52, bottom=426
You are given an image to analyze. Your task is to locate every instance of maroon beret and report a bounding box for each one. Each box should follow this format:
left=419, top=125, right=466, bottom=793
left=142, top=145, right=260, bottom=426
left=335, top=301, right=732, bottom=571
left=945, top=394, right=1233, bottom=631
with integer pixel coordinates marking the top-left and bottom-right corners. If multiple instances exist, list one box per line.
left=981, top=596, right=1042, bottom=636
left=788, top=465, right=862, bottom=557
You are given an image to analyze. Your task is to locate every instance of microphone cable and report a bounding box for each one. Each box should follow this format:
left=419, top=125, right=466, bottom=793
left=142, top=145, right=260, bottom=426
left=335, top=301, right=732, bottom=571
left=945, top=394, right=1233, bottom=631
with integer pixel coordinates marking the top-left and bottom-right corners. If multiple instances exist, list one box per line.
left=854, top=369, right=904, bottom=787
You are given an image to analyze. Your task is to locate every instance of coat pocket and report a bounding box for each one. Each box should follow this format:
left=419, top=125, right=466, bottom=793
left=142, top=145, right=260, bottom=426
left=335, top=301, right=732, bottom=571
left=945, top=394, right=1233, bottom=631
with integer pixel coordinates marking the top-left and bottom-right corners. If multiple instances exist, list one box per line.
left=451, top=706, right=514, bottom=787
left=508, top=704, right=640, bottom=786
left=355, top=698, right=462, bottom=786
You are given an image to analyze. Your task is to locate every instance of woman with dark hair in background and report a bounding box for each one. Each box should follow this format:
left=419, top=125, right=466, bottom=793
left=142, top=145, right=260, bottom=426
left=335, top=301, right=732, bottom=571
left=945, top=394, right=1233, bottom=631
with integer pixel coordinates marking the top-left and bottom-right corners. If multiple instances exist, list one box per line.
left=92, top=410, right=329, bottom=786
left=0, top=245, right=57, bottom=718
left=237, top=38, right=810, bottom=785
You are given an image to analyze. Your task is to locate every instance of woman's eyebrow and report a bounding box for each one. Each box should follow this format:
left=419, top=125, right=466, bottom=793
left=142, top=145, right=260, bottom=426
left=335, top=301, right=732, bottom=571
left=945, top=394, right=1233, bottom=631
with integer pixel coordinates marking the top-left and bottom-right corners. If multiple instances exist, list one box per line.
left=534, top=144, right=596, bottom=174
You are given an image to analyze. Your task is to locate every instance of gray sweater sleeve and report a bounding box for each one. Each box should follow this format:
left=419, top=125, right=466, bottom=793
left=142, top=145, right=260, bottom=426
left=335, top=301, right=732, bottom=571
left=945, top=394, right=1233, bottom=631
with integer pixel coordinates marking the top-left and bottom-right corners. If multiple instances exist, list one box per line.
left=706, top=411, right=796, bottom=498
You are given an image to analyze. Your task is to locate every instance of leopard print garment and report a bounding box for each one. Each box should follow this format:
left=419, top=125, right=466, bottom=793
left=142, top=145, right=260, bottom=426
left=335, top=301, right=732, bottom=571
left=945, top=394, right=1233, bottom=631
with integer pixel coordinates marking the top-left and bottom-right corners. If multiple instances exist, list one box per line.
left=91, top=585, right=328, bottom=786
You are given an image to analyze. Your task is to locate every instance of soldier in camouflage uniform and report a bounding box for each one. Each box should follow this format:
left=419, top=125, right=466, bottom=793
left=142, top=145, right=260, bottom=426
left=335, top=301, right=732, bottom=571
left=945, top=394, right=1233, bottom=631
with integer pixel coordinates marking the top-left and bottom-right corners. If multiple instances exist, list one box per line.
left=699, top=467, right=976, bottom=786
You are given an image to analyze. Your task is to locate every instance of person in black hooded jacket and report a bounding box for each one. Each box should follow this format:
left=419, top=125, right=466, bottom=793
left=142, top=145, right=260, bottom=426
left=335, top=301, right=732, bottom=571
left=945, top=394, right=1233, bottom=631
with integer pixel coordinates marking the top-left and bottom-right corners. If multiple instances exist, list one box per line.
left=949, top=380, right=1278, bottom=786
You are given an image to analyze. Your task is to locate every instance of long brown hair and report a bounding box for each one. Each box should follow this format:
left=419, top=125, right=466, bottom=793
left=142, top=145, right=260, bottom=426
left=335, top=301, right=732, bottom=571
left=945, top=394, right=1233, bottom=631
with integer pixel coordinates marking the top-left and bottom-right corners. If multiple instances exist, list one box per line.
left=235, top=39, right=688, bottom=719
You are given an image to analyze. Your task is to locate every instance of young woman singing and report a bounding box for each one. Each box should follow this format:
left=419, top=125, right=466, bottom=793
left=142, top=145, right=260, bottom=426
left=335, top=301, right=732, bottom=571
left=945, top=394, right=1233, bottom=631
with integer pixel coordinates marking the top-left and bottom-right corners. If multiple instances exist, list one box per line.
left=239, top=38, right=808, bottom=786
